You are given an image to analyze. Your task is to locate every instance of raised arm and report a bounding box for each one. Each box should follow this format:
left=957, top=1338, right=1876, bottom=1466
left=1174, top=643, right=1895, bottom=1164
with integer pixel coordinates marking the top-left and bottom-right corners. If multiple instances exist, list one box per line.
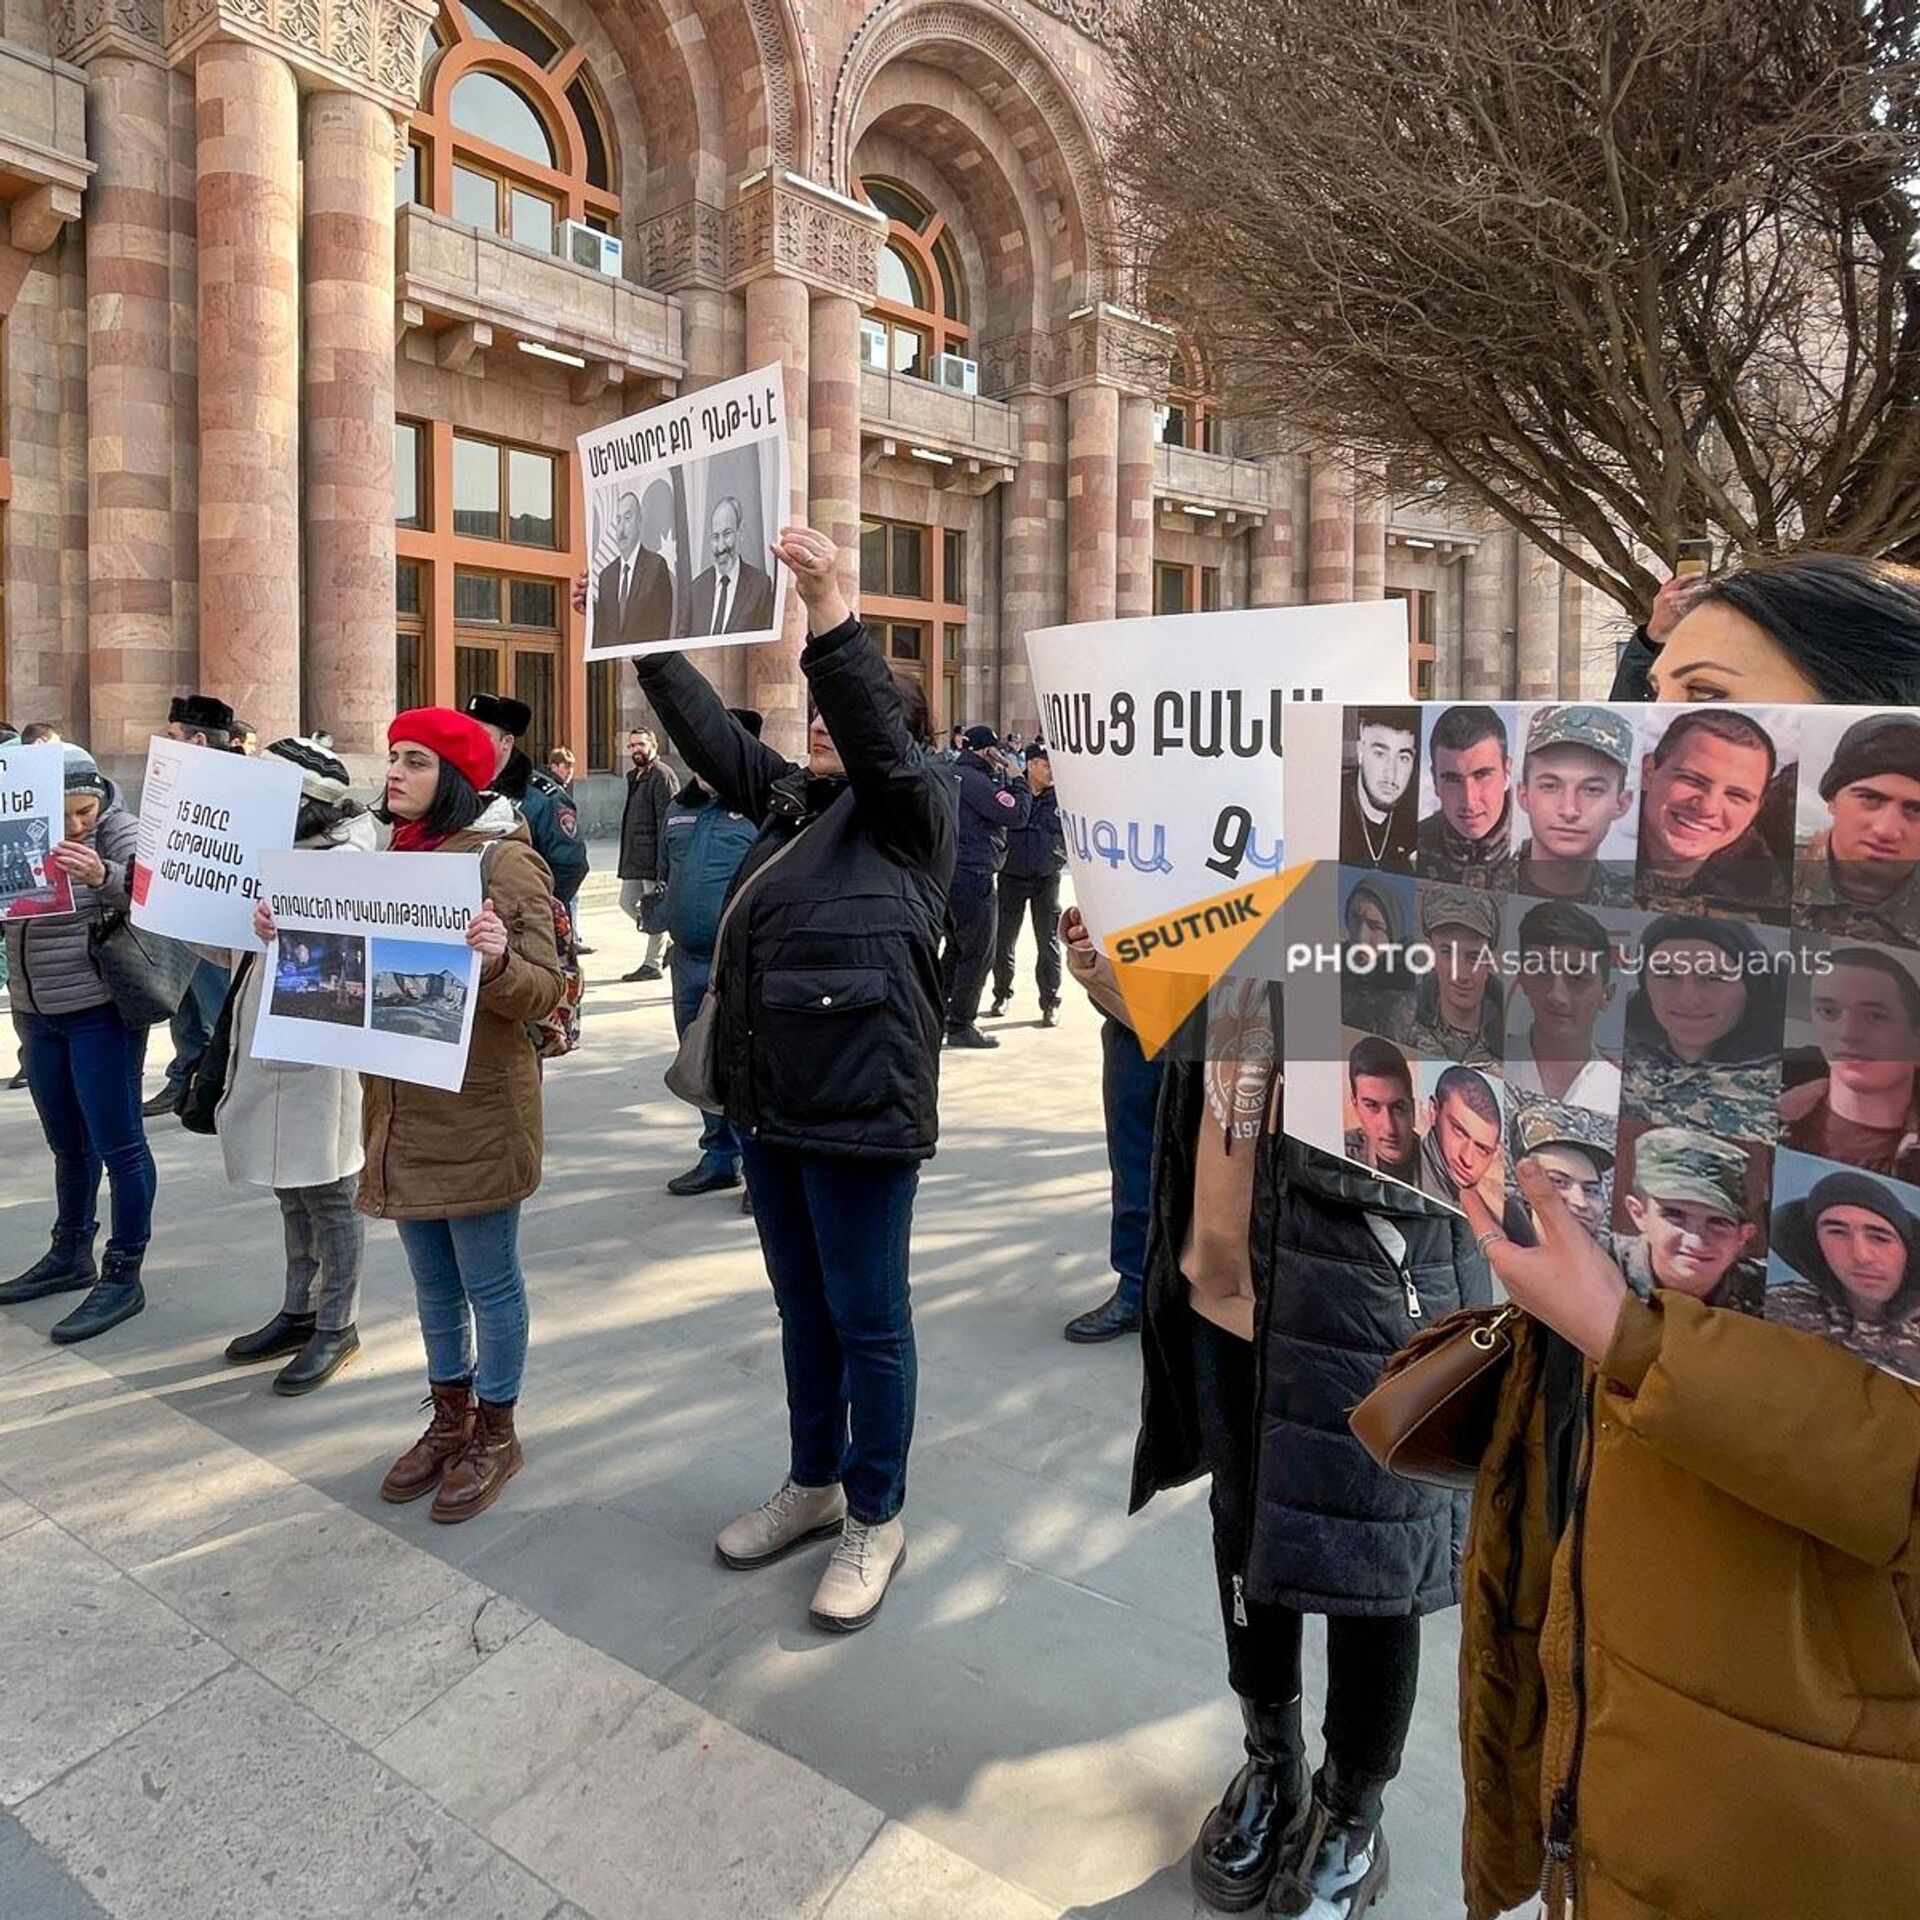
left=633, top=653, right=790, bottom=823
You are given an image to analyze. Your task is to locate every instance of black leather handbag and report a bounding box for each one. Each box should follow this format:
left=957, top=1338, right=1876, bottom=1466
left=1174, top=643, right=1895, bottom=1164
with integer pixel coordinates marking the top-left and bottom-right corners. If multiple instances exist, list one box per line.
left=175, top=956, right=251, bottom=1134
left=88, top=910, right=199, bottom=1032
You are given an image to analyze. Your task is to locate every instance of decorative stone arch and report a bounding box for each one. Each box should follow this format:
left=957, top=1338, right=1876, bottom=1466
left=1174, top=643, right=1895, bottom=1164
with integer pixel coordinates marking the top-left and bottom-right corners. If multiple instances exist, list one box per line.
left=707, top=0, right=817, bottom=176
left=828, top=0, right=1113, bottom=311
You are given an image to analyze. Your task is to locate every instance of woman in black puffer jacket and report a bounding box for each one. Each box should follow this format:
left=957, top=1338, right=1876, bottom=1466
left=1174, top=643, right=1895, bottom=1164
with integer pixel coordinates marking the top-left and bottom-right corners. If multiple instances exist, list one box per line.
left=1097, top=959, right=1487, bottom=1919
left=632, top=525, right=954, bottom=1636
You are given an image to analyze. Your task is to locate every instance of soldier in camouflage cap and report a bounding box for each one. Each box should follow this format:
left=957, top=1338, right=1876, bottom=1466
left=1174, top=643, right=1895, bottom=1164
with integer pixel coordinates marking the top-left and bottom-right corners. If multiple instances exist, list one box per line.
left=1509, top=1101, right=1617, bottom=1239
left=1615, top=1126, right=1765, bottom=1313
left=1498, top=704, right=1637, bottom=907
left=1794, top=713, right=1920, bottom=950
left=1392, top=884, right=1504, bottom=1065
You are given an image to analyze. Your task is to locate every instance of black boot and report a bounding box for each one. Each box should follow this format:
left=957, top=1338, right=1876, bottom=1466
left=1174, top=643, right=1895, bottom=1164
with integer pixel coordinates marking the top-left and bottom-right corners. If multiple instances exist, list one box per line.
left=225, top=1311, right=316, bottom=1364
left=49, top=1248, right=146, bottom=1346
left=1064, top=1286, right=1142, bottom=1344
left=1265, top=1763, right=1391, bottom=1918
left=0, top=1232, right=97, bottom=1305
left=1190, top=1696, right=1310, bottom=1912
left=273, top=1326, right=361, bottom=1396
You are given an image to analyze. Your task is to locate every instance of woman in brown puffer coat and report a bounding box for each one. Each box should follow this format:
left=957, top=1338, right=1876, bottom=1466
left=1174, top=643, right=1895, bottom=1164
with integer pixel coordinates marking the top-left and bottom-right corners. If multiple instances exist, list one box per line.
left=256, top=707, right=562, bottom=1526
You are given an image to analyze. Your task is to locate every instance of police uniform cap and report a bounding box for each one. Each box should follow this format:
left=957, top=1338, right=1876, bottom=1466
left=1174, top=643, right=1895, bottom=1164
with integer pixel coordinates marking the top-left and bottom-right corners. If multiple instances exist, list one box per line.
left=1525, top=704, right=1633, bottom=775
left=465, top=693, right=534, bottom=737
left=1630, top=1127, right=1748, bottom=1220
left=1418, top=883, right=1500, bottom=945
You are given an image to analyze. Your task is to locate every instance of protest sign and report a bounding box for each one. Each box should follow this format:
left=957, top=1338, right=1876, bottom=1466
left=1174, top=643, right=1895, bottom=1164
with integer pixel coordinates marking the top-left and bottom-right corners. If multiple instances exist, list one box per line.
left=0, top=741, right=73, bottom=920
left=1280, top=694, right=1920, bottom=1383
left=130, top=738, right=302, bottom=949
left=252, top=850, right=481, bottom=1092
left=579, top=365, right=790, bottom=661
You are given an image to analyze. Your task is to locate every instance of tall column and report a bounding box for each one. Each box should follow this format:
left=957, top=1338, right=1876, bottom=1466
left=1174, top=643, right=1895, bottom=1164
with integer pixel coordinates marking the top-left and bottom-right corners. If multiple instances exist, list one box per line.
left=85, top=55, right=195, bottom=762
left=1515, top=539, right=1561, bottom=699
left=807, top=291, right=863, bottom=607
left=1461, top=528, right=1514, bottom=699
left=1115, top=393, right=1157, bottom=619
left=745, top=271, right=811, bottom=751
left=303, top=89, right=396, bottom=756
left=1000, top=391, right=1061, bottom=727
left=1352, top=463, right=1387, bottom=600
left=1250, top=456, right=1298, bottom=607
left=1066, top=384, right=1120, bottom=625
left=1307, top=450, right=1355, bottom=603
left=195, top=40, right=300, bottom=742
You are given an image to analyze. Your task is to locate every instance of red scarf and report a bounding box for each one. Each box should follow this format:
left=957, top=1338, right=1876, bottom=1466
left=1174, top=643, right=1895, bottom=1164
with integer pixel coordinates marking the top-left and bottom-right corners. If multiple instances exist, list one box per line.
left=389, top=819, right=455, bottom=852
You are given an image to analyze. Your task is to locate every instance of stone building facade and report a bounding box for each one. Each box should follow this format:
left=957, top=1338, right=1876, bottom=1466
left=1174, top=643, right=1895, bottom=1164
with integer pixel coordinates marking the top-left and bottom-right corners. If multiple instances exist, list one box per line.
left=0, top=0, right=1620, bottom=785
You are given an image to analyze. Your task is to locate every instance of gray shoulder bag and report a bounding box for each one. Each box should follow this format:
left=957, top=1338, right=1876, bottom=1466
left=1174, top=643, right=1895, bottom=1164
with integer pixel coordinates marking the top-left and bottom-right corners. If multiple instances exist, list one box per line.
left=663, top=824, right=811, bottom=1112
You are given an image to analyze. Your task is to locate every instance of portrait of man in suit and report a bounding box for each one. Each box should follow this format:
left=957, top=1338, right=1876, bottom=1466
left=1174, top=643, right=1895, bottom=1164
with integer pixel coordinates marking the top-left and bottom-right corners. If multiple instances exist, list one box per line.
left=594, top=485, right=675, bottom=653
left=688, top=493, right=776, bottom=638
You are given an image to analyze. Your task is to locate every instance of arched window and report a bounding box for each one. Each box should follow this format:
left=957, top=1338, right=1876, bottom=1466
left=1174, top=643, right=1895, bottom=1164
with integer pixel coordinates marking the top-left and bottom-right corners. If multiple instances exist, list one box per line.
left=1161, top=345, right=1219, bottom=454
left=399, top=0, right=618, bottom=253
left=856, top=177, right=969, bottom=382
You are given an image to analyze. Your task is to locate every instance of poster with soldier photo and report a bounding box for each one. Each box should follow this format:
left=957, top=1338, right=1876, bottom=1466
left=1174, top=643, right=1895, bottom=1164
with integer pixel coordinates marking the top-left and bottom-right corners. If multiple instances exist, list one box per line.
left=1280, top=697, right=1920, bottom=1382
left=0, top=740, right=73, bottom=920
left=578, top=365, right=789, bottom=662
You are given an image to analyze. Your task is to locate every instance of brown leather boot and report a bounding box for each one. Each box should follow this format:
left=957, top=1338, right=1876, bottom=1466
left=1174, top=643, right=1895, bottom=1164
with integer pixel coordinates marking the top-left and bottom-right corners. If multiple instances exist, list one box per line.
left=430, top=1398, right=523, bottom=1524
left=379, top=1381, right=475, bottom=1504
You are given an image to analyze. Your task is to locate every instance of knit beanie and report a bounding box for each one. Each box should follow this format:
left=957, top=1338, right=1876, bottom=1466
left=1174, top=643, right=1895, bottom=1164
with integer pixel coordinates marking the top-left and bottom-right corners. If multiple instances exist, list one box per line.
left=62, top=745, right=109, bottom=803
left=268, top=735, right=352, bottom=805
left=388, top=708, right=497, bottom=795
left=1819, top=714, right=1920, bottom=801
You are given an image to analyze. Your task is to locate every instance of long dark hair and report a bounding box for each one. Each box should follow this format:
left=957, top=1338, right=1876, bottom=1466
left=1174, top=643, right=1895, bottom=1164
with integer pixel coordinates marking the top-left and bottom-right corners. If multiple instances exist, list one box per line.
left=1698, top=555, right=1920, bottom=704
left=294, top=794, right=366, bottom=845
left=1624, top=914, right=1786, bottom=1064
left=374, top=760, right=484, bottom=836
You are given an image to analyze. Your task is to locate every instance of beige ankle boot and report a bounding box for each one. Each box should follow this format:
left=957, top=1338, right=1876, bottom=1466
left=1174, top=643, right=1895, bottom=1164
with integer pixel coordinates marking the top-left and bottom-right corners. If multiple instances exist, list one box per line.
left=715, top=1478, right=847, bottom=1569
left=808, top=1515, right=906, bottom=1632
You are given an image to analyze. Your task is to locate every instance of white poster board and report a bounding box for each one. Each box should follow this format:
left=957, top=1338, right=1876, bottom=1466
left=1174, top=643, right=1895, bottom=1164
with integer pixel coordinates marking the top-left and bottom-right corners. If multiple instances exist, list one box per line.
left=1022, top=603, right=1410, bottom=952
left=130, top=737, right=302, bottom=949
left=252, top=850, right=482, bottom=1092
left=0, top=742, right=72, bottom=921
left=579, top=364, right=791, bottom=661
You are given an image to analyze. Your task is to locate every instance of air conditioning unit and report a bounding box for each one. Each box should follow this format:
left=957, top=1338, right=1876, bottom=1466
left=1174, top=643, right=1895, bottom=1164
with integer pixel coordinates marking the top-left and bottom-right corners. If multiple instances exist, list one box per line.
left=859, top=319, right=890, bottom=372
left=933, top=352, right=979, bottom=396
left=558, top=220, right=623, bottom=279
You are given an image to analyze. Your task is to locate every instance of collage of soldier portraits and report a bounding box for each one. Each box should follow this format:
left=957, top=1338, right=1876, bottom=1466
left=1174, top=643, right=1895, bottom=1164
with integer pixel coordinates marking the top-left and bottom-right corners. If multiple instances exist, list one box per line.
left=1287, top=696, right=1920, bottom=1384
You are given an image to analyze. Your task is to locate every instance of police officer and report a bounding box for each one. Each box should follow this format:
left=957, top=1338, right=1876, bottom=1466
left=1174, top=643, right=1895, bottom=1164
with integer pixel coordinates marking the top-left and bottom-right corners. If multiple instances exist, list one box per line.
left=463, top=693, right=589, bottom=924
left=943, top=724, right=1030, bottom=1050
left=1614, top=1127, right=1765, bottom=1314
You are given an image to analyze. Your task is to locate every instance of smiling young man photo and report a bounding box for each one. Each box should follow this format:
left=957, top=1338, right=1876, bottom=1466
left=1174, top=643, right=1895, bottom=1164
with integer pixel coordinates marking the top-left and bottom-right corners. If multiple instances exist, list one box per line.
left=1634, top=708, right=1790, bottom=916
left=1796, top=714, right=1920, bottom=948
left=1614, top=1125, right=1766, bottom=1314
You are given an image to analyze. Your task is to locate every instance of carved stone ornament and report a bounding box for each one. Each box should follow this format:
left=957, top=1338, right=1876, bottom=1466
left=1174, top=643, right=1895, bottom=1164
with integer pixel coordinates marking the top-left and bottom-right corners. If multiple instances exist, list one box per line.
left=1024, top=0, right=1110, bottom=40
left=161, top=0, right=436, bottom=107
left=977, top=329, right=1053, bottom=395
left=635, top=200, right=730, bottom=295
left=58, top=0, right=165, bottom=65
left=726, top=175, right=884, bottom=302
left=1051, top=304, right=1175, bottom=398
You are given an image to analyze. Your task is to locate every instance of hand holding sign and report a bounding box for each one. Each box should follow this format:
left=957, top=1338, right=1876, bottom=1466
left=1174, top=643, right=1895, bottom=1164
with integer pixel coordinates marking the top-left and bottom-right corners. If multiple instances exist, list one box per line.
left=51, top=840, right=106, bottom=887
left=467, top=898, right=509, bottom=963
left=770, top=526, right=849, bottom=631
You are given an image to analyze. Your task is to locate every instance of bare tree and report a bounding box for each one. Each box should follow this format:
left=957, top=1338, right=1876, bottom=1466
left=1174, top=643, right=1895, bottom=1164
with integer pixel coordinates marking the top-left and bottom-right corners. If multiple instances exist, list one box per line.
left=1111, top=0, right=1920, bottom=613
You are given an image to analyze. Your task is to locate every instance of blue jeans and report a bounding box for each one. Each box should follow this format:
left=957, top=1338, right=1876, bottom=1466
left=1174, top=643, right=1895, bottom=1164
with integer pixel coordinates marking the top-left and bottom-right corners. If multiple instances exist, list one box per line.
left=162, top=959, right=229, bottom=1095
left=738, top=1141, right=919, bottom=1525
left=16, top=1004, right=156, bottom=1254
left=1103, top=1017, right=1164, bottom=1313
left=394, top=1205, right=529, bottom=1405
left=669, top=946, right=737, bottom=1172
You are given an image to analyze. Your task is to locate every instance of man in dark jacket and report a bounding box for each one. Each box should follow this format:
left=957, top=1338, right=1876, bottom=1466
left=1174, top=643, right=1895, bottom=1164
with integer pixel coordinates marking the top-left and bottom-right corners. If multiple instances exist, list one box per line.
left=1111, top=956, right=1489, bottom=1918
left=942, top=724, right=1030, bottom=1049
left=464, top=692, right=589, bottom=923
left=658, top=713, right=762, bottom=1198
left=618, top=727, right=677, bottom=980
left=989, top=747, right=1067, bottom=1026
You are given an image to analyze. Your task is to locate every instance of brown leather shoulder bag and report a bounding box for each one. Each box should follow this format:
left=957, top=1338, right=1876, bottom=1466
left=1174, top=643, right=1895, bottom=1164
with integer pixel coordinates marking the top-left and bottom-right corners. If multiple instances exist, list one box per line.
left=1349, top=1303, right=1520, bottom=1490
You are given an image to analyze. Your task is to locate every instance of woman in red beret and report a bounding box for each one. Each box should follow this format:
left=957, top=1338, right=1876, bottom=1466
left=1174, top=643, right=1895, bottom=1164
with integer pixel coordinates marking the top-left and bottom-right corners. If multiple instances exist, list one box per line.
left=256, top=706, right=564, bottom=1522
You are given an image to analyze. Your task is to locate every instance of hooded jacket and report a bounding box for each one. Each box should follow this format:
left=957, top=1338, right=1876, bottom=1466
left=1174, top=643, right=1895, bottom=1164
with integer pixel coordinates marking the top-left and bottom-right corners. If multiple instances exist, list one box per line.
left=1460, top=1298, right=1920, bottom=1920
left=4, top=777, right=139, bottom=1018
left=1129, top=983, right=1492, bottom=1614
left=635, top=617, right=956, bottom=1160
left=209, top=810, right=375, bottom=1191
left=357, top=801, right=565, bottom=1220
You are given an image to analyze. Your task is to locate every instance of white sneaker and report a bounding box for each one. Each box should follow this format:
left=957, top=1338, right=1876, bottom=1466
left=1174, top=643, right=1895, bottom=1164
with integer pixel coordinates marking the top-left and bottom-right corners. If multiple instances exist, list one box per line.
left=715, top=1478, right=846, bottom=1569
left=808, top=1515, right=906, bottom=1632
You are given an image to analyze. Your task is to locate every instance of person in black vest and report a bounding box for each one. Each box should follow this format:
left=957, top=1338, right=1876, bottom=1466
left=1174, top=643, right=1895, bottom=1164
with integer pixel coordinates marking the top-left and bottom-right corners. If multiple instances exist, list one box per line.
left=1073, top=916, right=1487, bottom=1917
left=942, top=724, right=1029, bottom=1050
left=633, top=524, right=955, bottom=1633
left=988, top=746, right=1067, bottom=1026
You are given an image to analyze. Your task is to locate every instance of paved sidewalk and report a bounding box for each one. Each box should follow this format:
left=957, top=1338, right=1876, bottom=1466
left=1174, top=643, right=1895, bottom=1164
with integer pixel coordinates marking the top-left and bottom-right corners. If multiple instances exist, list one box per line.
left=0, top=866, right=1473, bottom=1919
